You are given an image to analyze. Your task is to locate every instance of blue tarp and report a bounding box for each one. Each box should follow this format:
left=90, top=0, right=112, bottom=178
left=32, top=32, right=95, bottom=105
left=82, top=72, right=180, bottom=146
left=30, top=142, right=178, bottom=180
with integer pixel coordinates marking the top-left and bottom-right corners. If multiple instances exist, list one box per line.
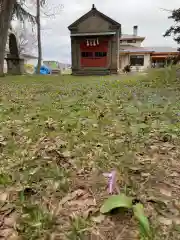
left=35, top=65, right=51, bottom=75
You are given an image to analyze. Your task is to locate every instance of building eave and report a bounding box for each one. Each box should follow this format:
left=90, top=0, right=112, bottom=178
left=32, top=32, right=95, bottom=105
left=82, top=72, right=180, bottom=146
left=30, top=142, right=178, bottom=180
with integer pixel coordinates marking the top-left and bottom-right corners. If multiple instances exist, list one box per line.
left=120, top=49, right=154, bottom=54
left=120, top=52, right=153, bottom=55
left=120, top=37, right=145, bottom=41
left=21, top=53, right=38, bottom=59
left=120, top=51, right=179, bottom=55
left=151, top=55, right=178, bottom=59
left=151, top=52, right=179, bottom=55
left=71, top=32, right=116, bottom=36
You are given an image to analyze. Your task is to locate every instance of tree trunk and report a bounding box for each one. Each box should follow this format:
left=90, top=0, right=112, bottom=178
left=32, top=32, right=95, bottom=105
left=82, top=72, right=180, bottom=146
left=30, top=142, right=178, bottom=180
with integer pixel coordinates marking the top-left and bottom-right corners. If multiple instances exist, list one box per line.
left=36, top=0, right=42, bottom=74
left=0, top=0, right=15, bottom=76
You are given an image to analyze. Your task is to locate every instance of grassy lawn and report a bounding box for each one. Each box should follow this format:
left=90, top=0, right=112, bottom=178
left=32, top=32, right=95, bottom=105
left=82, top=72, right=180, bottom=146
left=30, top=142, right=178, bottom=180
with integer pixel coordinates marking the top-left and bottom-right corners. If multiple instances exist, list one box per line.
left=0, top=69, right=180, bottom=239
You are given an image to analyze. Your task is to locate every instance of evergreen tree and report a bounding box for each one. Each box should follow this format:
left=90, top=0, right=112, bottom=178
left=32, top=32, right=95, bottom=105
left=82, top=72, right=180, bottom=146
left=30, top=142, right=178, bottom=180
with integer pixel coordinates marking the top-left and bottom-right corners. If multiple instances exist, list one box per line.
left=164, top=8, right=180, bottom=45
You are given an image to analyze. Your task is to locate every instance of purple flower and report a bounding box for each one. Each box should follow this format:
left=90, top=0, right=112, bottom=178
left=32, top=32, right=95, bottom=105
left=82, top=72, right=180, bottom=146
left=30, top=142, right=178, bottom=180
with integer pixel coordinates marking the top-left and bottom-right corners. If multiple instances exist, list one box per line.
left=103, top=171, right=116, bottom=194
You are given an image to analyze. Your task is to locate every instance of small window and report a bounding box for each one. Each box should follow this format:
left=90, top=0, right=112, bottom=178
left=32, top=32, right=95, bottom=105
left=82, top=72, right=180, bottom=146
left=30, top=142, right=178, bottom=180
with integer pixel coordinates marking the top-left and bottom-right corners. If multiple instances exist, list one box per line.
left=81, top=52, right=93, bottom=58
left=130, top=55, right=144, bottom=66
left=120, top=40, right=123, bottom=43
left=95, top=52, right=107, bottom=57
left=127, top=40, right=136, bottom=43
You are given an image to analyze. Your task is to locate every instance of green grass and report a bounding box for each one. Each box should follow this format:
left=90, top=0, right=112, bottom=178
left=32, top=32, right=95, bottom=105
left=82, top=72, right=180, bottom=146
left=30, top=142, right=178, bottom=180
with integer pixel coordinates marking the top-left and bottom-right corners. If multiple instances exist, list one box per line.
left=0, top=69, right=180, bottom=239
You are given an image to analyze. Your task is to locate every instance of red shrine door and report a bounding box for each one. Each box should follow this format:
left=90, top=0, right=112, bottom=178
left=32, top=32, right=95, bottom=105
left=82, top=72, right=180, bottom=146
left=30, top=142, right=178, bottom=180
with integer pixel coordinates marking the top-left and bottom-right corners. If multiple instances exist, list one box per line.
left=80, top=38, right=108, bottom=68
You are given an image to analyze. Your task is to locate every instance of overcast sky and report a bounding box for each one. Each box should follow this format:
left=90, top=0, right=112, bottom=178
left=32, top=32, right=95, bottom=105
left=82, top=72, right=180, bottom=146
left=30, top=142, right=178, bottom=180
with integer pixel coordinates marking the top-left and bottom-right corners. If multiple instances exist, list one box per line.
left=40, top=0, right=180, bottom=63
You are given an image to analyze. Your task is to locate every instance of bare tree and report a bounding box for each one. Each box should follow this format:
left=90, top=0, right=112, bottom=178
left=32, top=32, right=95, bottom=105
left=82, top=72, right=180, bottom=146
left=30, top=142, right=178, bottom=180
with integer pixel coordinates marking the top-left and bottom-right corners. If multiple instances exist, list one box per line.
left=15, top=23, right=37, bottom=55
left=0, top=0, right=16, bottom=76
left=0, top=0, right=36, bottom=76
left=0, top=0, right=63, bottom=76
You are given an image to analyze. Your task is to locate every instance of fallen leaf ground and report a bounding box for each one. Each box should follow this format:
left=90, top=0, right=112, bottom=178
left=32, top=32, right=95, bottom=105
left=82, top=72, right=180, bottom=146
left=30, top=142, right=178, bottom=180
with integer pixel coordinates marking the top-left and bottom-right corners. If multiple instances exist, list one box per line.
left=0, top=69, right=180, bottom=239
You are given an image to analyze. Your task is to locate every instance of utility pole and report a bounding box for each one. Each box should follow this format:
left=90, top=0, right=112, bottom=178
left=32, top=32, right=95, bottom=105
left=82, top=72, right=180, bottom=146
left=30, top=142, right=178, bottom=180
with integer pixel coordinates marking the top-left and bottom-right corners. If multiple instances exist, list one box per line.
left=36, top=0, right=42, bottom=74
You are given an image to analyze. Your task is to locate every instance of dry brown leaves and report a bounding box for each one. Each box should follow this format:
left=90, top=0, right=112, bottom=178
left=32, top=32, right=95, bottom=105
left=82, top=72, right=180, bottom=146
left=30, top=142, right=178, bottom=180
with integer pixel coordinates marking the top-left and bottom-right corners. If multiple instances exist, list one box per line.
left=0, top=190, right=19, bottom=240
left=53, top=189, right=97, bottom=219
left=31, top=136, right=74, bottom=168
left=131, top=139, right=180, bottom=237
left=0, top=135, right=7, bottom=153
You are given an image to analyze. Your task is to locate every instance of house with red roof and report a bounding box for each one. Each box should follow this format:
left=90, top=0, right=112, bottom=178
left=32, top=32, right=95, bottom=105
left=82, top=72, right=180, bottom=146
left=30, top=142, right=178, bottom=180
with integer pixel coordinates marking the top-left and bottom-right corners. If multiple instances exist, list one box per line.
left=120, top=27, right=179, bottom=71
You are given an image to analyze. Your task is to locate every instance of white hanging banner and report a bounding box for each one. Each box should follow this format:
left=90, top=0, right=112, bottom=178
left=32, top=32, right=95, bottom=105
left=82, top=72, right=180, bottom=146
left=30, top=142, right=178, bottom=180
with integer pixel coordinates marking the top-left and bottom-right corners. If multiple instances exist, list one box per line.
left=85, top=38, right=100, bottom=47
